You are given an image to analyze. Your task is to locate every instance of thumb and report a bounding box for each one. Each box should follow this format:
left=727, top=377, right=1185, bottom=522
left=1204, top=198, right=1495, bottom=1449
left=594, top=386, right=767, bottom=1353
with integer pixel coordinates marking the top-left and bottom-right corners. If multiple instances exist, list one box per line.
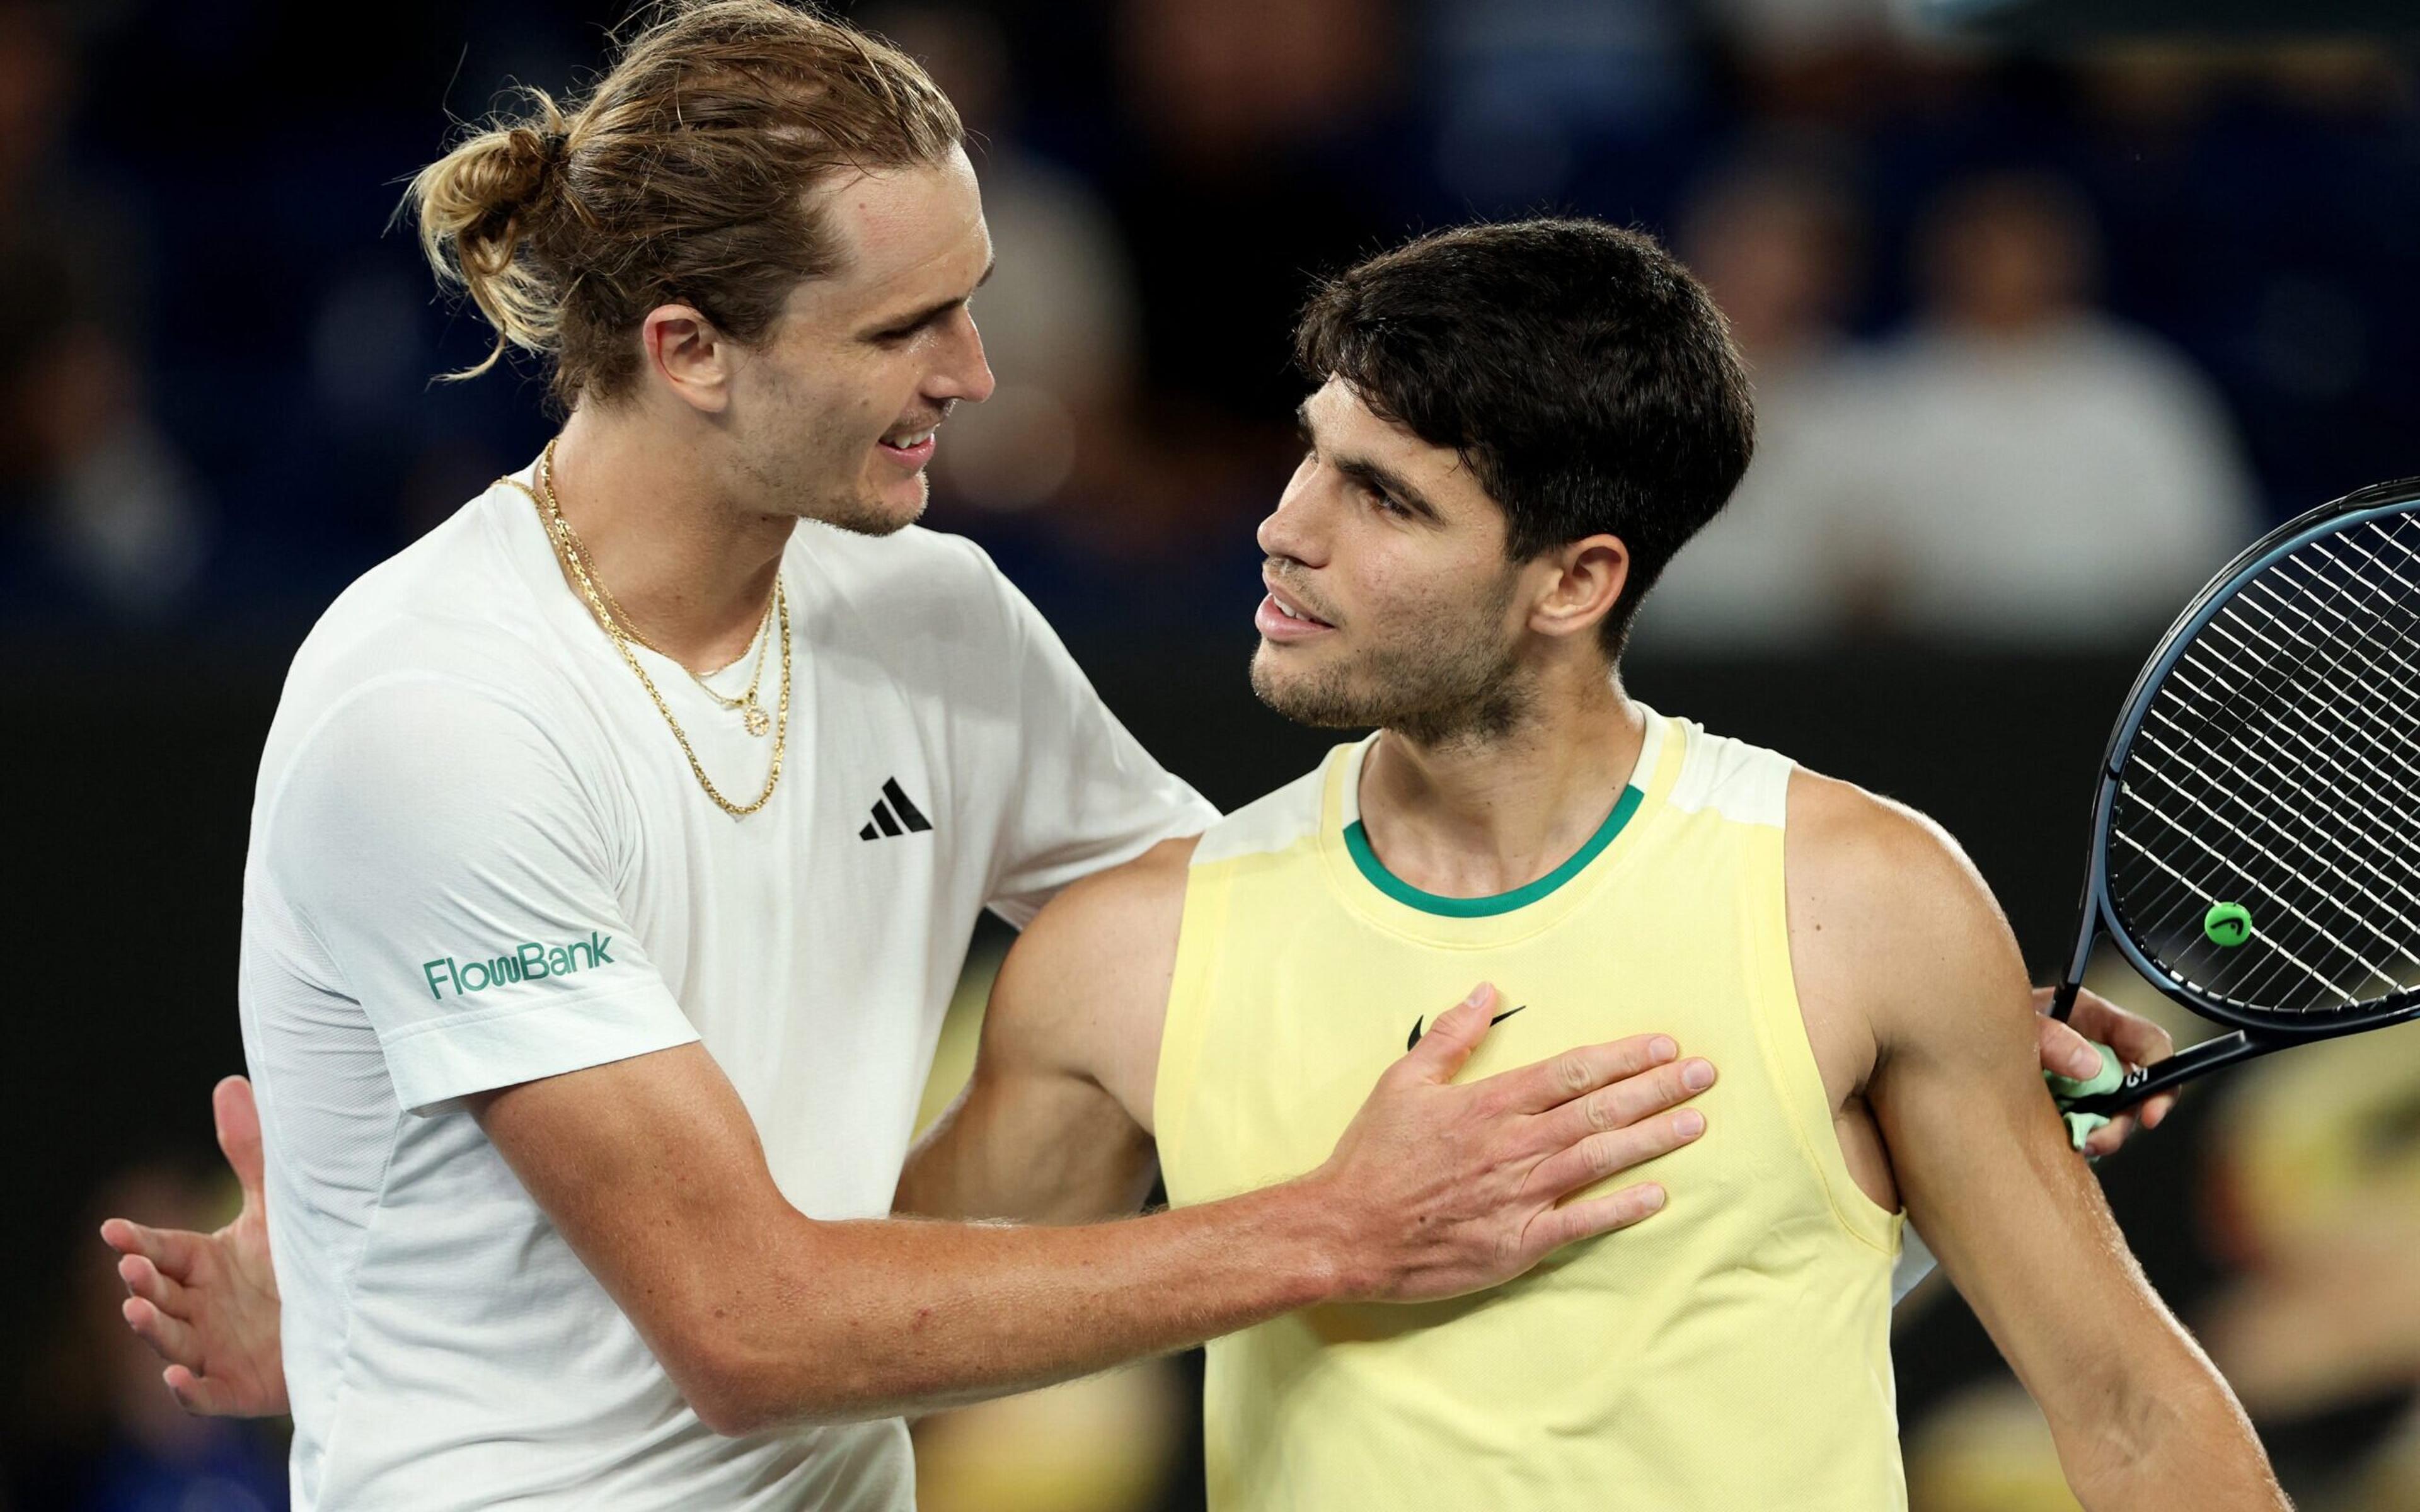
left=214, top=1075, right=267, bottom=1205
left=2037, top=1016, right=2107, bottom=1082
left=1405, top=983, right=1497, bottom=1082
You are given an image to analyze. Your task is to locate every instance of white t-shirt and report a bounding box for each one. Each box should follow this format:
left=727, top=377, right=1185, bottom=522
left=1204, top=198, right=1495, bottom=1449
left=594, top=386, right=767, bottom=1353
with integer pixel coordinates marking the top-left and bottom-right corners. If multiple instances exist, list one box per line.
left=239, top=465, right=1214, bottom=1510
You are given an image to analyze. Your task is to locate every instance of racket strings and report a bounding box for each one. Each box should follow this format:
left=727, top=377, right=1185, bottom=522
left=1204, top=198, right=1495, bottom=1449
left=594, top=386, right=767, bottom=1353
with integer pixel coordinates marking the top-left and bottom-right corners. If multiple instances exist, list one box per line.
left=2124, top=723, right=2417, bottom=976
left=2146, top=566, right=2420, bottom=1009
left=2139, top=700, right=2420, bottom=938
left=2138, top=598, right=2420, bottom=956
left=2120, top=733, right=2413, bottom=1011
left=2124, top=567, right=2420, bottom=1009
left=2107, top=508, right=2420, bottom=1018
left=2167, top=608, right=2420, bottom=924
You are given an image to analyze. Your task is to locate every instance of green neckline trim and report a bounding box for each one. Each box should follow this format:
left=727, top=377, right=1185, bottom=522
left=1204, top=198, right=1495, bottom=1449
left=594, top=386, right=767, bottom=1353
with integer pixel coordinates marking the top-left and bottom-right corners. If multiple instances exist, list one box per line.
left=1342, top=784, right=1645, bottom=919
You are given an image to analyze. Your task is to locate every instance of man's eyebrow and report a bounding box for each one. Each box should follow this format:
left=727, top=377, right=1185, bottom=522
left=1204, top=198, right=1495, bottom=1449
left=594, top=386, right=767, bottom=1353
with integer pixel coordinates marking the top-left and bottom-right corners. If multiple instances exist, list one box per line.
left=1296, top=401, right=1443, bottom=524
left=858, top=256, right=997, bottom=338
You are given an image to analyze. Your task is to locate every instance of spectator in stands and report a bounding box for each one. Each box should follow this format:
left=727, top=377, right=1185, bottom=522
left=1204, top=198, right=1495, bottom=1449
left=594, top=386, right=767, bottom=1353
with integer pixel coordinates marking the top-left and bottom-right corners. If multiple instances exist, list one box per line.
left=1642, top=154, right=1891, bottom=649
left=1855, top=171, right=2259, bottom=647
left=0, top=0, right=207, bottom=622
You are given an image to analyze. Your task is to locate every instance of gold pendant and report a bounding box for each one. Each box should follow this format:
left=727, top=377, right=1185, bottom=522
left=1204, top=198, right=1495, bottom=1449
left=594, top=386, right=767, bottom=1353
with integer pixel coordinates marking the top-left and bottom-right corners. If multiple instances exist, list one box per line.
left=744, top=704, right=771, bottom=738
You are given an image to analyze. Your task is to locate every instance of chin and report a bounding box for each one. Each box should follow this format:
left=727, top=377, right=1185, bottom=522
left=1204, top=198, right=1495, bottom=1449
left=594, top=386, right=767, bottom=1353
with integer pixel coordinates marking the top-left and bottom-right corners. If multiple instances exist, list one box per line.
left=817, top=477, right=928, bottom=538
left=1249, top=646, right=1335, bottom=726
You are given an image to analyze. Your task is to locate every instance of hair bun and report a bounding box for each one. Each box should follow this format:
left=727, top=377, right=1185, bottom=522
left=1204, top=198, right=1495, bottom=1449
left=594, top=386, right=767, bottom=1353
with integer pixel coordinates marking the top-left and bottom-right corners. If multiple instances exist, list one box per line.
left=506, top=123, right=566, bottom=184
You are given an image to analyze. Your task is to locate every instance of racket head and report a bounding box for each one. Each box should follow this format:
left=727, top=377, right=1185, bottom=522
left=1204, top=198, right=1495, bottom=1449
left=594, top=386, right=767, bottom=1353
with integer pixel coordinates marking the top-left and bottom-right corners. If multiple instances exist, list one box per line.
left=2075, top=478, right=2420, bottom=1040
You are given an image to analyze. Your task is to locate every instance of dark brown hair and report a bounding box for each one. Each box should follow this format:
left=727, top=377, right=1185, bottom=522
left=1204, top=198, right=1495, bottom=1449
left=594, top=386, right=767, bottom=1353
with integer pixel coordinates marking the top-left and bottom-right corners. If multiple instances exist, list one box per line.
left=403, top=0, right=962, bottom=409
left=1296, top=219, right=1755, bottom=657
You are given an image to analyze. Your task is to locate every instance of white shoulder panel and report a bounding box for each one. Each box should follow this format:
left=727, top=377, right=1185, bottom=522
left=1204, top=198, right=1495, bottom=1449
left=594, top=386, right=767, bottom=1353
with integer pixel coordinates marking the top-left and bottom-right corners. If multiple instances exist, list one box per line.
left=1191, top=757, right=1334, bottom=866
left=1666, top=724, right=1794, bottom=828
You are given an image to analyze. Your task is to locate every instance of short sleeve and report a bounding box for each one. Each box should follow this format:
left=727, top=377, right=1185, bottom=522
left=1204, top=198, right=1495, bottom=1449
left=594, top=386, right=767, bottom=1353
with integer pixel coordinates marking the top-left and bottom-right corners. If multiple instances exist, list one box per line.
left=262, top=675, right=699, bottom=1114
left=979, top=566, right=1218, bottom=927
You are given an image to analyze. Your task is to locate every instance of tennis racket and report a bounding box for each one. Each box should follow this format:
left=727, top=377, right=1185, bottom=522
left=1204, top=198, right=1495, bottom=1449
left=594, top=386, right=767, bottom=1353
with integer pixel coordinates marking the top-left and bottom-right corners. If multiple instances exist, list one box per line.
left=2044, top=477, right=2420, bottom=1144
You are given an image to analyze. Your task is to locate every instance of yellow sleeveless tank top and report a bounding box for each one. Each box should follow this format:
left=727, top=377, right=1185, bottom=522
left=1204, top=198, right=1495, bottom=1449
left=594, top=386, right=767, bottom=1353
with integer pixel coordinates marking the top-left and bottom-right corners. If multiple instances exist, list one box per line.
left=1155, top=706, right=1904, bottom=1511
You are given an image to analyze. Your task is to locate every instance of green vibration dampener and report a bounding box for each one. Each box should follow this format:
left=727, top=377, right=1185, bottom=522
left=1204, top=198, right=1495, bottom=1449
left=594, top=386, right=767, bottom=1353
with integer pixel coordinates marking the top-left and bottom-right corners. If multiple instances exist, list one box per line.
left=2204, top=901, right=2253, bottom=948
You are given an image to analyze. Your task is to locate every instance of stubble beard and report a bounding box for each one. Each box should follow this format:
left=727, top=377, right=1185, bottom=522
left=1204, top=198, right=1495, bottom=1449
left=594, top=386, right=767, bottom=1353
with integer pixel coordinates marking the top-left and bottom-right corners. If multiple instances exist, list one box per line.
left=1248, top=576, right=1534, bottom=748
left=813, top=471, right=927, bottom=538
left=741, top=442, right=927, bottom=539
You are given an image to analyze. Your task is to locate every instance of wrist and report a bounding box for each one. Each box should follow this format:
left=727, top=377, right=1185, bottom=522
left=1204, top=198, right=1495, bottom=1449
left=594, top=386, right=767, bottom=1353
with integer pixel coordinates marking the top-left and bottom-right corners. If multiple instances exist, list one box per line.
left=1265, top=1166, right=1375, bottom=1307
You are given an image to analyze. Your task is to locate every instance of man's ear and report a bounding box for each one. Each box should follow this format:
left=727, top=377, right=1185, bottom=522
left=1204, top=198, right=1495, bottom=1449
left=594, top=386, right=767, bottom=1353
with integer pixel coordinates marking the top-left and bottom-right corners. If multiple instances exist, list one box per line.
left=640, top=304, right=734, bottom=414
left=1526, top=533, right=1630, bottom=644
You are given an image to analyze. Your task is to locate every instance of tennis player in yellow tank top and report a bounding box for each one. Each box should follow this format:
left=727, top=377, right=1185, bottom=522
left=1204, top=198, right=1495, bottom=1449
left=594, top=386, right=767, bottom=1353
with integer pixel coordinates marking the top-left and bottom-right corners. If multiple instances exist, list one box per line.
left=903, top=221, right=2281, bottom=1508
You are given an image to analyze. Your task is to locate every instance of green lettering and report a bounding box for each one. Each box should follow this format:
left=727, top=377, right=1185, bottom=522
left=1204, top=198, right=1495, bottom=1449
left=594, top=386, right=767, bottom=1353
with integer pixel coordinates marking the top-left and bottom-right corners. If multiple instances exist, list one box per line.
left=422, top=932, right=619, bottom=997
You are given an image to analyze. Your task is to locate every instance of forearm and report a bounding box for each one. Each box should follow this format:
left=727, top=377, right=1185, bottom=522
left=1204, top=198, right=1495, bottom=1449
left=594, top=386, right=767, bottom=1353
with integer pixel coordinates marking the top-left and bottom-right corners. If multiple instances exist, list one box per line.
left=2052, top=1350, right=2288, bottom=1512
left=693, top=1176, right=1346, bottom=1432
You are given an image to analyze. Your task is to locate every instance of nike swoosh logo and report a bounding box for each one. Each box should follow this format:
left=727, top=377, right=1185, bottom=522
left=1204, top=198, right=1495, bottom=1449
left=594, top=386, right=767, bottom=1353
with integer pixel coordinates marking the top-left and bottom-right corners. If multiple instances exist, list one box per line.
left=1407, top=1005, right=1525, bottom=1051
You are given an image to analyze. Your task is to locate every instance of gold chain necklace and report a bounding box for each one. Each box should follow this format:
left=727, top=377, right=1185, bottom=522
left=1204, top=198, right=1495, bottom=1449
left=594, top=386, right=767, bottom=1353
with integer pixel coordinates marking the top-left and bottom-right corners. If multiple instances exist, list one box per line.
left=538, top=482, right=777, bottom=737
left=500, top=441, right=790, bottom=817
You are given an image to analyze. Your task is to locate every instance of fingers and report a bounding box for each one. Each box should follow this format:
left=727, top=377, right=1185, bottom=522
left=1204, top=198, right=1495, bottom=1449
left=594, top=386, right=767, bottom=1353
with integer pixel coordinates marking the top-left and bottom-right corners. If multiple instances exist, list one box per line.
left=122, top=1294, right=199, bottom=1368
left=2061, top=988, right=2176, bottom=1067
left=1523, top=1181, right=1669, bottom=1254
left=2100, top=1012, right=2175, bottom=1070
left=1530, top=1050, right=1714, bottom=1149
left=100, top=1219, right=204, bottom=1281
left=214, top=1075, right=268, bottom=1203
left=163, top=1364, right=238, bottom=1418
left=1401, top=984, right=1497, bottom=1082
left=1528, top=1106, right=1708, bottom=1200
left=2044, top=987, right=2182, bottom=1151
left=2036, top=1016, right=2107, bottom=1082
left=118, top=1252, right=193, bottom=1315
left=1487, top=1032, right=1695, bottom=1116
left=2082, top=1113, right=2138, bottom=1159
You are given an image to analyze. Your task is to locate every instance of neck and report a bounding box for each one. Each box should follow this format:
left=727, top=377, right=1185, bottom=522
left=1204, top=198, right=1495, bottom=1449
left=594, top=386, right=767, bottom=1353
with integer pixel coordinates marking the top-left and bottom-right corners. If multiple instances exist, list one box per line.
left=544, top=405, right=796, bottom=671
left=1357, top=670, right=1644, bottom=900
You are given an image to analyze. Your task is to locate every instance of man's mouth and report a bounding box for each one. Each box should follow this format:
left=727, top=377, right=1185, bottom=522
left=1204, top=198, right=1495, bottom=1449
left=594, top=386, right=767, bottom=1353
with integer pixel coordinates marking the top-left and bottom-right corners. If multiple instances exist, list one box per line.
left=876, top=422, right=940, bottom=468
left=1256, top=581, right=1336, bottom=641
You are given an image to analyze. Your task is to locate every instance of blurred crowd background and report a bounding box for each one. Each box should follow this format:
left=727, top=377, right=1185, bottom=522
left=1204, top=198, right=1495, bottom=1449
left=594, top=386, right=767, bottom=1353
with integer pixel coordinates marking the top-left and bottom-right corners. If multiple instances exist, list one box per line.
left=4, top=0, right=2419, bottom=1509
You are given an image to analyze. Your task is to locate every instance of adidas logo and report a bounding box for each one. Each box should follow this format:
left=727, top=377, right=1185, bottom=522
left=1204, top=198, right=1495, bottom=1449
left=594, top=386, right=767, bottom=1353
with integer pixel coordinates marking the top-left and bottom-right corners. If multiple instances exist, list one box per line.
left=858, top=777, right=934, bottom=841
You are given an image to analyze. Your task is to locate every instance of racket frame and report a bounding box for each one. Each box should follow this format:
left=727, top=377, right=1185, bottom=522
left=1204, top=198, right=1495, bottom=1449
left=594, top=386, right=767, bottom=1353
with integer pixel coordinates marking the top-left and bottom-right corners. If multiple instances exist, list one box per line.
left=2048, top=478, right=2420, bottom=1117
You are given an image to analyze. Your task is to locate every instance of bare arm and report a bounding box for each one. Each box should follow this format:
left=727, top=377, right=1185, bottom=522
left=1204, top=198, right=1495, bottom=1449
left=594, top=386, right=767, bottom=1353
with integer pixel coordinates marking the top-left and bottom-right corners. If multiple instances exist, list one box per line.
left=480, top=973, right=1684, bottom=1436
left=896, top=839, right=1192, bottom=1223
left=1790, top=772, right=2285, bottom=1511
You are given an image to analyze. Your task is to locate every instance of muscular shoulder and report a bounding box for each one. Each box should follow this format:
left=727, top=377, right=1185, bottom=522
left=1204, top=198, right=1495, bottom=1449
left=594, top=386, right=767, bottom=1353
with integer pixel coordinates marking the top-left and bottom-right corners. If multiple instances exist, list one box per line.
left=1785, top=769, right=2032, bottom=1062
left=985, top=835, right=1197, bottom=1111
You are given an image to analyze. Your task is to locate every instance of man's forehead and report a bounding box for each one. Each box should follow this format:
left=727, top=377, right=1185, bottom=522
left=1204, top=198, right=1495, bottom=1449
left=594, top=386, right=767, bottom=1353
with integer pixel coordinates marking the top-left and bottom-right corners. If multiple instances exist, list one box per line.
left=1304, top=377, right=1471, bottom=484
left=807, top=152, right=991, bottom=306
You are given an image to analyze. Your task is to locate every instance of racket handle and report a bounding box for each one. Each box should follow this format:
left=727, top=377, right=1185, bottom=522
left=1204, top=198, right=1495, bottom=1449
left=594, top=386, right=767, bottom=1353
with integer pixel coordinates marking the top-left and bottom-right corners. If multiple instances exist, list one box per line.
left=2055, top=1029, right=2258, bottom=1121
